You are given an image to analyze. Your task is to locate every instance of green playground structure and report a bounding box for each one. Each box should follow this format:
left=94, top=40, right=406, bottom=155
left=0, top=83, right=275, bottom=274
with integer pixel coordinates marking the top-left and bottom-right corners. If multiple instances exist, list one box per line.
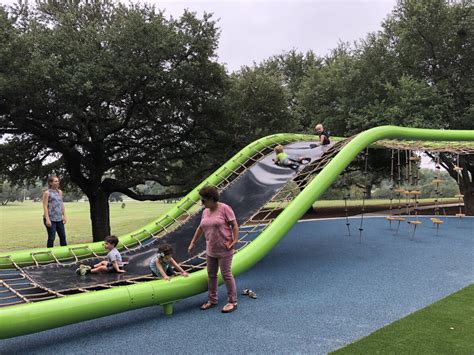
left=0, top=125, right=473, bottom=339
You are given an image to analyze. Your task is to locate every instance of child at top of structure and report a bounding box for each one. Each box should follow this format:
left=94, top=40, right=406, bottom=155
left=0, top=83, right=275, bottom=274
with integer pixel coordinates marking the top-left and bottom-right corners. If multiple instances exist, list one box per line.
left=150, top=244, right=189, bottom=280
left=76, top=235, right=125, bottom=276
left=272, top=145, right=311, bottom=170
left=315, top=124, right=330, bottom=146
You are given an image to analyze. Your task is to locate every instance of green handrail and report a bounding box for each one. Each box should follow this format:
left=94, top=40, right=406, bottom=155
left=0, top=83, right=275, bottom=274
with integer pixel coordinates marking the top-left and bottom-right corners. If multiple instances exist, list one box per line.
left=0, top=126, right=473, bottom=339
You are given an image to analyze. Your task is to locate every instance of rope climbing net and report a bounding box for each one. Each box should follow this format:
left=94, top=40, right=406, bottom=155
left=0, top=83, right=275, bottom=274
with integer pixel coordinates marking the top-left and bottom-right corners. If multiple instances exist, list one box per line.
left=0, top=138, right=350, bottom=307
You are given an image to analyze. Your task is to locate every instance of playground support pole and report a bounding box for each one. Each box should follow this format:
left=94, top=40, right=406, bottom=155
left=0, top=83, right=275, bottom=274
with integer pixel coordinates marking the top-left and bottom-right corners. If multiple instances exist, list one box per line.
left=162, top=303, right=174, bottom=316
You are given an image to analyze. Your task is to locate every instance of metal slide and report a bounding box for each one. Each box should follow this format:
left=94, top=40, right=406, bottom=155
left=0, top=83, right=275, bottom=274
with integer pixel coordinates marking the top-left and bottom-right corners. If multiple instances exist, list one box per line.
left=0, top=126, right=473, bottom=339
left=21, top=141, right=329, bottom=292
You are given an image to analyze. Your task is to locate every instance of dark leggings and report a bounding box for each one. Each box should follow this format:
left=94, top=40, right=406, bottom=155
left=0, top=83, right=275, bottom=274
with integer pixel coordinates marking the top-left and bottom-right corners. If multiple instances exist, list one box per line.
left=44, top=219, right=67, bottom=248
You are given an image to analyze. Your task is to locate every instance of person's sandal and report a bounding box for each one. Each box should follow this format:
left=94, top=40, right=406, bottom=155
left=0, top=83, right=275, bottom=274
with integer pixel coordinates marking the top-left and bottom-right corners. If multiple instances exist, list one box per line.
left=200, top=301, right=217, bottom=310
left=221, top=303, right=238, bottom=313
left=242, top=288, right=251, bottom=296
left=248, top=290, right=257, bottom=299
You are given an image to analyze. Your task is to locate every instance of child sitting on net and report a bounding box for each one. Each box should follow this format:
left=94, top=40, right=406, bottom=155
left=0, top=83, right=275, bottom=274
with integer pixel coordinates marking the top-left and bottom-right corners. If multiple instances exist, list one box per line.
left=273, top=145, right=311, bottom=170
left=150, top=244, right=189, bottom=280
left=76, top=235, right=125, bottom=275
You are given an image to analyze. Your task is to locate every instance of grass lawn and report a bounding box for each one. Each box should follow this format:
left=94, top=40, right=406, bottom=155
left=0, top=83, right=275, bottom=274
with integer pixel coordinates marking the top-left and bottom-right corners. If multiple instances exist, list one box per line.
left=0, top=198, right=459, bottom=253
left=0, top=200, right=176, bottom=253
left=332, top=284, right=474, bottom=354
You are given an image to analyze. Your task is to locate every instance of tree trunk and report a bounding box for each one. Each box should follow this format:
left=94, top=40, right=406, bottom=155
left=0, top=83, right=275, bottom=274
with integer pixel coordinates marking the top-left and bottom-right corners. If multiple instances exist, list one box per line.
left=439, top=154, right=474, bottom=216
left=464, top=192, right=474, bottom=215
left=459, top=176, right=474, bottom=216
left=458, top=156, right=474, bottom=216
left=365, top=183, right=373, bottom=199
left=88, top=189, right=111, bottom=242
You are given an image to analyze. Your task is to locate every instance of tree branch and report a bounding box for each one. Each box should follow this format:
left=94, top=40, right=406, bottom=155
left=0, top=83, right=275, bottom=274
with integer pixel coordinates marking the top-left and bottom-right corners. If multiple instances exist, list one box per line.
left=109, top=184, right=191, bottom=201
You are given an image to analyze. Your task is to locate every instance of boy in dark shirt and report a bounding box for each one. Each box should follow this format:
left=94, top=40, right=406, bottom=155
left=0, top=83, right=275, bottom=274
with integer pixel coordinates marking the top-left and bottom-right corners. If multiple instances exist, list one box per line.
left=315, top=124, right=330, bottom=145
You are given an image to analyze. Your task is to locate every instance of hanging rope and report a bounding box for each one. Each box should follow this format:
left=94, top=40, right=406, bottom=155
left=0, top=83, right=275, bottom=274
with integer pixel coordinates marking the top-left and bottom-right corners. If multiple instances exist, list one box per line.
left=358, top=148, right=369, bottom=243
left=407, top=151, right=422, bottom=240
left=390, top=149, right=406, bottom=234
left=454, top=154, right=465, bottom=222
left=430, top=153, right=444, bottom=235
left=433, top=153, right=442, bottom=216
left=342, top=172, right=351, bottom=236
left=404, top=150, right=411, bottom=216
left=386, top=150, right=395, bottom=227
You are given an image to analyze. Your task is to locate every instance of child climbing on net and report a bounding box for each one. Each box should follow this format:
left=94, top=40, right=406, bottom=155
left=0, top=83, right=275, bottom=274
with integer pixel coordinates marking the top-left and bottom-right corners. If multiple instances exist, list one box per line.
left=150, top=244, right=189, bottom=280
left=272, top=145, right=311, bottom=170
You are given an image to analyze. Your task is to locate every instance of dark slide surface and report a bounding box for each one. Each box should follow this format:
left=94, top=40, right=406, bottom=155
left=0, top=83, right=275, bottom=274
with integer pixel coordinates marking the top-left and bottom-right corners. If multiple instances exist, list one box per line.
left=24, top=142, right=330, bottom=292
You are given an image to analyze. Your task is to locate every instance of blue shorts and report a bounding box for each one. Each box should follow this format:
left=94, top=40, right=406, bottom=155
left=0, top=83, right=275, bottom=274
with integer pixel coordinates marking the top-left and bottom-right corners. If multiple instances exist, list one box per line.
left=107, top=262, right=124, bottom=273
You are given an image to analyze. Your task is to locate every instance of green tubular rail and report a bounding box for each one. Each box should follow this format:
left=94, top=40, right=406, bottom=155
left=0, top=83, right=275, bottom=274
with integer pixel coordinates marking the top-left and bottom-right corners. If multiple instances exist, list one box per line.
left=0, top=126, right=473, bottom=339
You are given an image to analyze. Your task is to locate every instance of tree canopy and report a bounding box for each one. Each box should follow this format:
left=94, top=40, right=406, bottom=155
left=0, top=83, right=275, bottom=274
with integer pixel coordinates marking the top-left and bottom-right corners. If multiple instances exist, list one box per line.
left=0, top=1, right=231, bottom=239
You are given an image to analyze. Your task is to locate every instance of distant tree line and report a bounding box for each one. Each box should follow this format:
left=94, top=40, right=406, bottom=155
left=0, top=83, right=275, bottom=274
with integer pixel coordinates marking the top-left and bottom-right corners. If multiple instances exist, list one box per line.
left=1, top=0, right=472, bottom=240
left=0, top=180, right=169, bottom=205
left=0, top=180, right=83, bottom=205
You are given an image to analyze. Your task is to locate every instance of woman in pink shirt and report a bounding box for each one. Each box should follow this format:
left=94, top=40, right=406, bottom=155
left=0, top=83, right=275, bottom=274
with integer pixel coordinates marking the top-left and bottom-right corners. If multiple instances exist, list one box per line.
left=188, top=186, right=239, bottom=313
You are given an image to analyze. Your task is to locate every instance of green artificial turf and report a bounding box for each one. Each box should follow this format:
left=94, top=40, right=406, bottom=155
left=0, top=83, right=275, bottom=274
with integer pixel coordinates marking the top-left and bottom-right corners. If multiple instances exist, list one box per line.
left=332, top=284, right=474, bottom=354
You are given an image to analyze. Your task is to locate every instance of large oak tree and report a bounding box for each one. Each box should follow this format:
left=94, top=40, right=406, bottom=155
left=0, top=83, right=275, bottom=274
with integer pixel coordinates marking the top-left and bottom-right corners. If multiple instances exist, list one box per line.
left=0, top=1, right=231, bottom=240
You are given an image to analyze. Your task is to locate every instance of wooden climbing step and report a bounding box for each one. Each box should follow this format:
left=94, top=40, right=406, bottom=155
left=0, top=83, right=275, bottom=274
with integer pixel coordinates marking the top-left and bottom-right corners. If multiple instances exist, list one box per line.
left=386, top=216, right=405, bottom=221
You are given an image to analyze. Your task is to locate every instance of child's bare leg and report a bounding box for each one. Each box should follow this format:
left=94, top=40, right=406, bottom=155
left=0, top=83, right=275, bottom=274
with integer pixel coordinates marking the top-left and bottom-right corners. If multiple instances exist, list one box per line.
left=93, top=260, right=107, bottom=268
left=91, top=265, right=108, bottom=273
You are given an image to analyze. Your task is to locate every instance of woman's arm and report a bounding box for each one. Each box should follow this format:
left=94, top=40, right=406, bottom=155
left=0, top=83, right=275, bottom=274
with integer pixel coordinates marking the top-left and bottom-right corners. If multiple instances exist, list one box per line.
left=226, top=220, right=239, bottom=249
left=59, top=190, right=68, bottom=224
left=169, top=258, right=189, bottom=276
left=42, top=191, right=51, bottom=227
left=188, top=226, right=203, bottom=255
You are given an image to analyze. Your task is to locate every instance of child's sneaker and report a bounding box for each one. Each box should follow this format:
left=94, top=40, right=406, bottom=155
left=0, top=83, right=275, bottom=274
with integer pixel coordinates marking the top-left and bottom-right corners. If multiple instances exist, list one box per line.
left=82, top=265, right=91, bottom=275
left=76, top=264, right=91, bottom=276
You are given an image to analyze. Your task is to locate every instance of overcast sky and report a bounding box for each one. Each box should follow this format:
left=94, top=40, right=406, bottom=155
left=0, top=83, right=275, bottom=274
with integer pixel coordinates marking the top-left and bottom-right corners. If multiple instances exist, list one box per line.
left=0, top=0, right=398, bottom=71
left=157, top=0, right=398, bottom=71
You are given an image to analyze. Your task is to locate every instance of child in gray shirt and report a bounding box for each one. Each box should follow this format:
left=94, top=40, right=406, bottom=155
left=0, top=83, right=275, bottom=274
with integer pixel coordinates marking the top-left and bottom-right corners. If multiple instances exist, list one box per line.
left=76, top=235, right=125, bottom=275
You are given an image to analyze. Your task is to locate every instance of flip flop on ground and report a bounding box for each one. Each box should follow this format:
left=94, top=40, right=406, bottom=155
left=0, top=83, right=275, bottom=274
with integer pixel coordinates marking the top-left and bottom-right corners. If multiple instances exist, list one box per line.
left=242, top=288, right=251, bottom=295
left=248, top=290, right=257, bottom=299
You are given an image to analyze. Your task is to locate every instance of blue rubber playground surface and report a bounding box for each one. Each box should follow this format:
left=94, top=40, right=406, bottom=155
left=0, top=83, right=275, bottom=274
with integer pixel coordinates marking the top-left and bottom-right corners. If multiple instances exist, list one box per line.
left=1, top=216, right=473, bottom=354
